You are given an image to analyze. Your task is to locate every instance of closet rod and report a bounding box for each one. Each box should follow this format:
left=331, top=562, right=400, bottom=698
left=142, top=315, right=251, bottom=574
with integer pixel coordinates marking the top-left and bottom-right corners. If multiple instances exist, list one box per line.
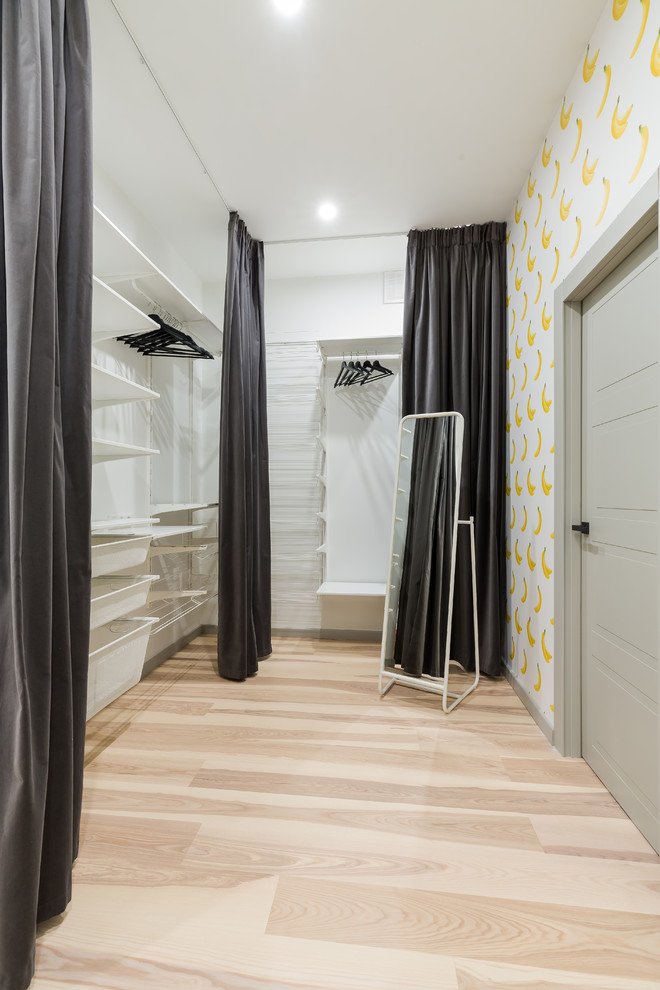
left=265, top=231, right=407, bottom=246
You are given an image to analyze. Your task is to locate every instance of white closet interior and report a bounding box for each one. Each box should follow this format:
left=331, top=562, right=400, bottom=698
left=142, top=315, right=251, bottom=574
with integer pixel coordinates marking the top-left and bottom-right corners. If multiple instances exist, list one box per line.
left=88, top=200, right=222, bottom=718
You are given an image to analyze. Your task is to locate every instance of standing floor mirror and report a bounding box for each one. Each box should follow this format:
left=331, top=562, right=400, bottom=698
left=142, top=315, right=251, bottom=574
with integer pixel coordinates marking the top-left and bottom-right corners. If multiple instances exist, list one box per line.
left=379, top=411, right=480, bottom=712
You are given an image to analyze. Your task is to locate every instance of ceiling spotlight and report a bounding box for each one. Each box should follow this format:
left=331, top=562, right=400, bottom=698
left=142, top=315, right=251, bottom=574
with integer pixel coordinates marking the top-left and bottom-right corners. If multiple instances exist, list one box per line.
left=318, top=202, right=338, bottom=221
left=273, top=0, right=304, bottom=16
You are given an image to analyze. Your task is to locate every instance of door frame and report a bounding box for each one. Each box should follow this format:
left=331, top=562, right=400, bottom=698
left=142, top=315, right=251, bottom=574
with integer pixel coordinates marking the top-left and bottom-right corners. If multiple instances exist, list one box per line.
left=554, top=170, right=660, bottom=759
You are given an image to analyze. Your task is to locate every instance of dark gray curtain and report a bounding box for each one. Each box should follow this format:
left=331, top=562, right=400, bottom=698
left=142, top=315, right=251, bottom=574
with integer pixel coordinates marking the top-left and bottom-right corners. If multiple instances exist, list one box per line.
left=394, top=416, right=456, bottom=677
left=217, top=212, right=271, bottom=681
left=0, top=3, right=93, bottom=988
left=401, top=223, right=506, bottom=678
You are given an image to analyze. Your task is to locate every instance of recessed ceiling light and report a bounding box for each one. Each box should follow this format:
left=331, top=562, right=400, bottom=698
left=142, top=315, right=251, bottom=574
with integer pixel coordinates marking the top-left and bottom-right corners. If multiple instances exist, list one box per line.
left=318, top=202, right=338, bottom=221
left=273, top=0, right=303, bottom=16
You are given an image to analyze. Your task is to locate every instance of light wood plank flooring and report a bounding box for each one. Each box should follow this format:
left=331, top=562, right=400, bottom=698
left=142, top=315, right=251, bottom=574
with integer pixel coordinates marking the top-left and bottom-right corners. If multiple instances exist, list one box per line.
left=33, top=636, right=660, bottom=989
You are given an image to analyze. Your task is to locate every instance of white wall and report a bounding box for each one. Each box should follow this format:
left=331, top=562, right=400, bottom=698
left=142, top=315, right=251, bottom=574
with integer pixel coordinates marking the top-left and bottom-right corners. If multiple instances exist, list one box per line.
left=265, top=272, right=404, bottom=634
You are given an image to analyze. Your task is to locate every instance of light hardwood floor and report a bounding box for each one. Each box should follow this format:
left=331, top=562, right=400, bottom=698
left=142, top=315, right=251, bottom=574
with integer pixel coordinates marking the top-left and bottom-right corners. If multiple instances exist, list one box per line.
left=33, top=636, right=660, bottom=989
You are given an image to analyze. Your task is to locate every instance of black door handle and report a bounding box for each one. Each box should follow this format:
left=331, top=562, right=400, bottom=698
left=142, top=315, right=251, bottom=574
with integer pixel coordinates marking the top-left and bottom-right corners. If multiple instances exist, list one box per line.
left=572, top=522, right=590, bottom=535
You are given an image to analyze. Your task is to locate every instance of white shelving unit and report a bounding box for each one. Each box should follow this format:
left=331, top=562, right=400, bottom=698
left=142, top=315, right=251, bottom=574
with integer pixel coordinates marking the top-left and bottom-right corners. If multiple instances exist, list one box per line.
left=88, top=205, right=222, bottom=720
left=317, top=582, right=387, bottom=597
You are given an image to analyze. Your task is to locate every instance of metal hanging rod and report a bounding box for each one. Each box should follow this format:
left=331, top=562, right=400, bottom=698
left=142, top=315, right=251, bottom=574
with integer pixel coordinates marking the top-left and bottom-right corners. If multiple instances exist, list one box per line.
left=265, top=231, right=408, bottom=246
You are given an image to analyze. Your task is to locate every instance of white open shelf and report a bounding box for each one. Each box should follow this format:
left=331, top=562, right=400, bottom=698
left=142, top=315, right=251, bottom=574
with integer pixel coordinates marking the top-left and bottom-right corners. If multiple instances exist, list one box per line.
left=92, top=365, right=160, bottom=404
left=93, top=206, right=221, bottom=346
left=317, top=582, right=387, bottom=596
left=91, top=517, right=159, bottom=531
left=151, top=502, right=218, bottom=513
left=92, top=276, right=158, bottom=341
left=97, top=523, right=207, bottom=539
left=92, top=437, right=160, bottom=460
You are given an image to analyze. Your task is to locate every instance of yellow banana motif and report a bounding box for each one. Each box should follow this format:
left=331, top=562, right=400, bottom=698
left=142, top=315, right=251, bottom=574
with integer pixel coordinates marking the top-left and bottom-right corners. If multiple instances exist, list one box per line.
left=509, top=375, right=516, bottom=401
left=527, top=617, right=536, bottom=646
left=521, top=578, right=528, bottom=603
left=560, top=98, right=572, bottom=129
left=521, top=363, right=528, bottom=390
left=534, top=507, right=542, bottom=535
left=521, top=507, right=528, bottom=533
left=542, top=630, right=552, bottom=662
left=521, top=291, right=528, bottom=320
left=582, top=150, right=598, bottom=185
left=534, top=353, right=542, bottom=383
left=611, top=97, right=632, bottom=139
left=515, top=201, right=522, bottom=223
left=534, top=665, right=542, bottom=692
left=527, top=545, right=536, bottom=572
left=551, top=160, right=560, bottom=199
left=630, top=125, right=649, bottom=183
left=612, top=0, right=628, bottom=19
left=542, top=304, right=552, bottom=331
left=527, top=247, right=536, bottom=273
left=515, top=471, right=522, bottom=495
left=506, top=294, right=510, bottom=308
left=505, top=475, right=511, bottom=495
left=510, top=440, right=516, bottom=465
left=515, top=405, right=522, bottom=428
left=510, top=503, right=516, bottom=526
left=534, top=428, right=542, bottom=457
left=515, top=538, right=522, bottom=563
left=630, top=0, right=649, bottom=57
left=542, top=548, right=552, bottom=579
left=506, top=231, right=510, bottom=244
left=534, top=272, right=542, bottom=304
left=515, top=270, right=522, bottom=291
left=535, top=586, right=543, bottom=613
left=559, top=190, right=572, bottom=221
left=541, top=385, right=552, bottom=413
left=570, top=217, right=582, bottom=259
left=651, top=30, right=660, bottom=75
left=583, top=44, right=599, bottom=81
left=535, top=194, right=543, bottom=228
left=521, top=221, right=528, bottom=251
left=515, top=337, right=522, bottom=360
left=550, top=443, right=554, bottom=452
left=506, top=608, right=511, bottom=624
left=520, top=649, right=527, bottom=674
left=515, top=607, right=522, bottom=634
left=597, top=64, right=611, bottom=118
left=527, top=173, right=536, bottom=198
left=510, top=571, right=516, bottom=594
left=506, top=417, right=511, bottom=435
left=551, top=248, right=560, bottom=285
left=506, top=358, right=510, bottom=369
left=527, top=469, right=536, bottom=495
left=510, top=308, right=516, bottom=334
left=596, top=178, right=610, bottom=226
left=541, top=222, right=552, bottom=249
left=541, top=466, right=552, bottom=496
left=521, top=435, right=528, bottom=462
left=509, top=242, right=515, bottom=271
left=527, top=396, right=536, bottom=422
left=510, top=638, right=515, bottom=661
left=542, top=141, right=553, bottom=167
left=570, top=118, right=583, bottom=163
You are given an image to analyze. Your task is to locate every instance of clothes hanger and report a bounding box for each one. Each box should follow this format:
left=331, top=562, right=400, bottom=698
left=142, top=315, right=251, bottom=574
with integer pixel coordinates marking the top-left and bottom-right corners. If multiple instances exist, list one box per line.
left=117, top=316, right=214, bottom=360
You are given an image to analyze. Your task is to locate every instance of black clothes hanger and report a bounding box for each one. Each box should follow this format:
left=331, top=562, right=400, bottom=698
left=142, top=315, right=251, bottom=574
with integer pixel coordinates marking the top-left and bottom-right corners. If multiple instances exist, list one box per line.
left=334, top=360, right=348, bottom=388
left=117, top=315, right=214, bottom=360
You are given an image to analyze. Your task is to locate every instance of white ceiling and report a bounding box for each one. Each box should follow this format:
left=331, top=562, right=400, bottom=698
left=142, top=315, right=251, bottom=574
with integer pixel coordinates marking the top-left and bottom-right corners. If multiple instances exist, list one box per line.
left=90, top=0, right=606, bottom=282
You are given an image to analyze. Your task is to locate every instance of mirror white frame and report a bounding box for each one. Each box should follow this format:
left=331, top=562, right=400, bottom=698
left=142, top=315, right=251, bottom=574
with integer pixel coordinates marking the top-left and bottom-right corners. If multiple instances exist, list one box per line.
left=378, top=411, right=480, bottom=712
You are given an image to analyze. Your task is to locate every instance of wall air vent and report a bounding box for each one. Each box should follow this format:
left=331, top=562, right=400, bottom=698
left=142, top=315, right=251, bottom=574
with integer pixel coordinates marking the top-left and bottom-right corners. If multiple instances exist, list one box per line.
left=383, top=270, right=405, bottom=305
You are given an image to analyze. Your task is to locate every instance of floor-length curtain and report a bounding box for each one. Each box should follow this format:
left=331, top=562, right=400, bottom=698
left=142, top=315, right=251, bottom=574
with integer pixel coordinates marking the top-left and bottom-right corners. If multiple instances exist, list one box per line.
left=0, top=3, right=93, bottom=987
left=401, top=223, right=506, bottom=678
left=394, top=416, right=456, bottom=677
left=217, top=212, right=271, bottom=681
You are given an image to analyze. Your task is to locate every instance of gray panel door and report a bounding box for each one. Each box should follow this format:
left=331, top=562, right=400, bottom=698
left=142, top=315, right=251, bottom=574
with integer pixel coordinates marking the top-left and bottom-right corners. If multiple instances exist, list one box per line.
left=581, top=232, right=659, bottom=851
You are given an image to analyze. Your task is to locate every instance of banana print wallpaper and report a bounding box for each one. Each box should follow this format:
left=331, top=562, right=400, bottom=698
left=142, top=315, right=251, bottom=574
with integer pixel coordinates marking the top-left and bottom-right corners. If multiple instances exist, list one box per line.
left=505, top=0, right=660, bottom=725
